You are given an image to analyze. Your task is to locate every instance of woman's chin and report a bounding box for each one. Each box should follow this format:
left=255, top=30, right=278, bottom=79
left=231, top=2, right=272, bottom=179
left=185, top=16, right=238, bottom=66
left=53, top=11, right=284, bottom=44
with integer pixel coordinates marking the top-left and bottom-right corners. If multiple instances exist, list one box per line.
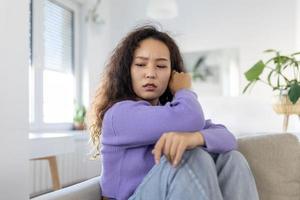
left=140, top=93, right=159, bottom=101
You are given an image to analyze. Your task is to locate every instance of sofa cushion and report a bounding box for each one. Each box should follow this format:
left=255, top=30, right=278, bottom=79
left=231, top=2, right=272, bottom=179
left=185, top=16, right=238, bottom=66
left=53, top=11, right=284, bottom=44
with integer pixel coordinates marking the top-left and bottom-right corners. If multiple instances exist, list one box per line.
left=237, top=133, right=300, bottom=200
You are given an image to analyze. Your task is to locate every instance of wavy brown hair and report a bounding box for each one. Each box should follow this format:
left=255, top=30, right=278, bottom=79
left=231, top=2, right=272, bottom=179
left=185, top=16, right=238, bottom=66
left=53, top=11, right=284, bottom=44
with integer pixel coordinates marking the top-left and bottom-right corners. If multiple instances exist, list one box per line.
left=87, top=24, right=187, bottom=159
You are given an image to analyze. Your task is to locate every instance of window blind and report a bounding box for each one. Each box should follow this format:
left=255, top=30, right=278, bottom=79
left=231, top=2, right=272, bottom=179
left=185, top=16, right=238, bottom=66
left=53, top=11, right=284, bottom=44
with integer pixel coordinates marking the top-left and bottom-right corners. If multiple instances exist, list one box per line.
left=44, top=0, right=74, bottom=74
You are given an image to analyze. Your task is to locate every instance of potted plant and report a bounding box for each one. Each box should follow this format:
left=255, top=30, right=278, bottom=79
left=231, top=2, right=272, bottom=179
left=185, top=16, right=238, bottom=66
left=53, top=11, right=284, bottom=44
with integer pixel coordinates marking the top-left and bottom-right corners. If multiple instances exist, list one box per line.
left=243, top=49, right=300, bottom=131
left=73, top=102, right=87, bottom=130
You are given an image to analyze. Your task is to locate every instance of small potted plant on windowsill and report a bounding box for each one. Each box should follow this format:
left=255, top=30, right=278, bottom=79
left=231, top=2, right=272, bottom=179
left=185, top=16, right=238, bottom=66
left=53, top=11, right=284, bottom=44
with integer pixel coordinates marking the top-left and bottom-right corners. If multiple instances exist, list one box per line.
left=243, top=49, right=300, bottom=132
left=73, top=102, right=87, bottom=130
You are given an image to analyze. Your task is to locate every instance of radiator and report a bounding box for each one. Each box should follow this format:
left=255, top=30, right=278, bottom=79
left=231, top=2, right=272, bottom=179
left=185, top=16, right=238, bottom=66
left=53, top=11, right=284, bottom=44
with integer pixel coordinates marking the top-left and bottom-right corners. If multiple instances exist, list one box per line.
left=29, top=137, right=101, bottom=198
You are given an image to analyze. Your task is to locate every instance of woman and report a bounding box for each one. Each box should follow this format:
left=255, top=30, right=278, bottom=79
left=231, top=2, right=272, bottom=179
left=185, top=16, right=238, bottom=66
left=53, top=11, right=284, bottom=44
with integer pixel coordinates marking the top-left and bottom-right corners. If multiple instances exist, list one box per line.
left=87, top=25, right=259, bottom=200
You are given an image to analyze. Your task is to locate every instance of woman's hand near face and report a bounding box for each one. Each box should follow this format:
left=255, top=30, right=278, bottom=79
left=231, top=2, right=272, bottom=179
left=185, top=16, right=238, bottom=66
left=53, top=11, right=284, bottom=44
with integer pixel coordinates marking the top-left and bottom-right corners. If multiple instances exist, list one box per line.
left=151, top=131, right=205, bottom=167
left=168, top=71, right=192, bottom=95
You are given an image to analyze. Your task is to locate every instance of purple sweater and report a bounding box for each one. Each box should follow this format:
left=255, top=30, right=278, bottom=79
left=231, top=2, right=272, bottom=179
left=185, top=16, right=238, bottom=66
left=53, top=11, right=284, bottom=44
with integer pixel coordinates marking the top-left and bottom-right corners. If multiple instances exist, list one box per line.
left=100, top=89, right=237, bottom=200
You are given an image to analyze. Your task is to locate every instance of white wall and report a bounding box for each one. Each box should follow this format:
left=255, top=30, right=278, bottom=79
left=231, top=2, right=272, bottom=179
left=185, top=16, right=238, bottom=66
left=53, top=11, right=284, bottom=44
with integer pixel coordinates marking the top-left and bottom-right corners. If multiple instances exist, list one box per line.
left=297, top=0, right=300, bottom=50
left=106, top=0, right=298, bottom=98
left=0, top=0, right=29, bottom=199
left=84, top=0, right=300, bottom=134
left=80, top=0, right=112, bottom=107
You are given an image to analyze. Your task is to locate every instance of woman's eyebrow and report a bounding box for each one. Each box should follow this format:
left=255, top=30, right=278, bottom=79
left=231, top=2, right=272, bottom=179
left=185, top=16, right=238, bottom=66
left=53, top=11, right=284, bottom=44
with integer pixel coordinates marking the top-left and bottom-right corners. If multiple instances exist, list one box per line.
left=135, top=56, right=169, bottom=61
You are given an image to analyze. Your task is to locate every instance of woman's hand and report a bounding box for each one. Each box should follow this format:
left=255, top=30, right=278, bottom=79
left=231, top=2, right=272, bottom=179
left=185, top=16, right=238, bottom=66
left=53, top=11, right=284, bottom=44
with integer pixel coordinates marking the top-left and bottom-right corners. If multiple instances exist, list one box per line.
left=168, top=71, right=192, bottom=95
left=151, top=131, right=205, bottom=167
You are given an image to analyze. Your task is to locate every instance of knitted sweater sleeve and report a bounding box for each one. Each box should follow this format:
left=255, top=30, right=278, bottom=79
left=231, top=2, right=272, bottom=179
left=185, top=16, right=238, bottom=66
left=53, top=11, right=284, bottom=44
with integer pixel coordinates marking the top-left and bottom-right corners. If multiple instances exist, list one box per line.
left=102, top=89, right=205, bottom=148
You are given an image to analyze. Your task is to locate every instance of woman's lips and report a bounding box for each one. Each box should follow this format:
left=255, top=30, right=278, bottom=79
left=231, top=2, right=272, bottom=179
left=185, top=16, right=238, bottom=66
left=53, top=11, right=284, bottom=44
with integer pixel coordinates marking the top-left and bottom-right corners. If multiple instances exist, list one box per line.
left=144, top=85, right=156, bottom=91
left=143, top=84, right=157, bottom=91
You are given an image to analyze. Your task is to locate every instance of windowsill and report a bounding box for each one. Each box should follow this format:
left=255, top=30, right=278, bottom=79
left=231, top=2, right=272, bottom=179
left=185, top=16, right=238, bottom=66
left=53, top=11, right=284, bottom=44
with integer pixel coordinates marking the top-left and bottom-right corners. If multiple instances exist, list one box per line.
left=29, top=129, right=89, bottom=139
left=29, top=130, right=89, bottom=159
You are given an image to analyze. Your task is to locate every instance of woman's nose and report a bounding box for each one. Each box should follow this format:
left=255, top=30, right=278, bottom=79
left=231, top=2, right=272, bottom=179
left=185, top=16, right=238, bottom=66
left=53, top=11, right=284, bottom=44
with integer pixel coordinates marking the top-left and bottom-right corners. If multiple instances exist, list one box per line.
left=146, top=74, right=156, bottom=79
left=145, top=67, right=157, bottom=79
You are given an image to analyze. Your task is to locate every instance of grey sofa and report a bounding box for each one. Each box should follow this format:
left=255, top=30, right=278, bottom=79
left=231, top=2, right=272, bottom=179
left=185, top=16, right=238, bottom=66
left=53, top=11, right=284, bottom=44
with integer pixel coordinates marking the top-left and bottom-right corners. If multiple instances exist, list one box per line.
left=32, top=133, right=300, bottom=200
left=31, top=176, right=102, bottom=200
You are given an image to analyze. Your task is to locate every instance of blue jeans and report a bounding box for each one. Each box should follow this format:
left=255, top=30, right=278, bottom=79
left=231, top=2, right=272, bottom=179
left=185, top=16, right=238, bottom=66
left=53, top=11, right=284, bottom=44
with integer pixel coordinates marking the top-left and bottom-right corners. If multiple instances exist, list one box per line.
left=128, top=147, right=259, bottom=200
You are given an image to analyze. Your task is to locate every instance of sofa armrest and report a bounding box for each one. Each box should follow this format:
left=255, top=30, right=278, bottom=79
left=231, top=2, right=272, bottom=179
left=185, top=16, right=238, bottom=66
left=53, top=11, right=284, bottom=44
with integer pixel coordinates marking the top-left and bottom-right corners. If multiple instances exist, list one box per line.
left=237, top=133, right=300, bottom=200
left=31, top=176, right=101, bottom=200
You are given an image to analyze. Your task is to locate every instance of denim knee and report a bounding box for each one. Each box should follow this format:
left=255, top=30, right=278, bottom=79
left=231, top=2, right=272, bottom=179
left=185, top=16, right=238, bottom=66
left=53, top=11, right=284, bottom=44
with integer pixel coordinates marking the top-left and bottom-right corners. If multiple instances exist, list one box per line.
left=159, top=147, right=216, bottom=172
left=217, top=150, right=250, bottom=170
left=181, top=147, right=216, bottom=169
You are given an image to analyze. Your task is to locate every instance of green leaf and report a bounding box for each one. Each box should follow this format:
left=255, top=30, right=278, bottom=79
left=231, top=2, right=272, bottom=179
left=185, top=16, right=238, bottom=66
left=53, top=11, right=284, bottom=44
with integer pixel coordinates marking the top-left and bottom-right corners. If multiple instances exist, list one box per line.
left=273, top=56, right=290, bottom=65
left=291, top=52, right=300, bottom=56
left=263, top=49, right=277, bottom=53
left=288, top=83, right=300, bottom=104
left=73, top=104, right=86, bottom=123
left=244, top=60, right=265, bottom=81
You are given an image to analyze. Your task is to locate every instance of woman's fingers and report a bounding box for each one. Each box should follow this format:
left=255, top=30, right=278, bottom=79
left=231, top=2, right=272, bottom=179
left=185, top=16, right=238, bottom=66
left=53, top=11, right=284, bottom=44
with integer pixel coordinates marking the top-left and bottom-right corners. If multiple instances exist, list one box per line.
left=169, top=137, right=180, bottom=163
left=153, top=132, right=199, bottom=167
left=153, top=132, right=188, bottom=167
left=153, top=135, right=166, bottom=164
left=163, top=135, right=172, bottom=162
left=173, top=142, right=186, bottom=167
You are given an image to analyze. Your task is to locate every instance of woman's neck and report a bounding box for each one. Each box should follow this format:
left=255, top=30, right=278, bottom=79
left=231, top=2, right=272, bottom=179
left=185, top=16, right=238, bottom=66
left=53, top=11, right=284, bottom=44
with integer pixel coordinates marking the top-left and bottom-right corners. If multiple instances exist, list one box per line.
left=136, top=97, right=159, bottom=106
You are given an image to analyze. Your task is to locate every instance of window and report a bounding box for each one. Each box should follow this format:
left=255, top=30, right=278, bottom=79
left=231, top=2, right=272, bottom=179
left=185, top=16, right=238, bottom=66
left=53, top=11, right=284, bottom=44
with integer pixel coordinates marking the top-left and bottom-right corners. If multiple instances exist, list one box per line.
left=30, top=0, right=81, bottom=131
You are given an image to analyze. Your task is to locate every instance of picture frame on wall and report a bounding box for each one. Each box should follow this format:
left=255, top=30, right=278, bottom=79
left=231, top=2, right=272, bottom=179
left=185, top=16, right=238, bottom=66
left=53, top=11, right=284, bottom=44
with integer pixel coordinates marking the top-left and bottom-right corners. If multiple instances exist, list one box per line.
left=182, top=48, right=240, bottom=97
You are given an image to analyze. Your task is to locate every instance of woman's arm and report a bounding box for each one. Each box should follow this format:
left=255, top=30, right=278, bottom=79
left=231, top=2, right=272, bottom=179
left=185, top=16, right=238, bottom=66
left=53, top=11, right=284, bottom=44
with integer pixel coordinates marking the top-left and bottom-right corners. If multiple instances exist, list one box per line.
left=152, top=121, right=237, bottom=166
left=200, top=119, right=237, bottom=153
left=101, top=89, right=206, bottom=148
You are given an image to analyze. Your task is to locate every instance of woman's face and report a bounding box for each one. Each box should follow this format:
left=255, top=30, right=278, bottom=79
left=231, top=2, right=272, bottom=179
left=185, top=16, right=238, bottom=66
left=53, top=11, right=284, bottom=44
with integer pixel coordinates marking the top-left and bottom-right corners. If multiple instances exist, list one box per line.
left=130, top=38, right=172, bottom=106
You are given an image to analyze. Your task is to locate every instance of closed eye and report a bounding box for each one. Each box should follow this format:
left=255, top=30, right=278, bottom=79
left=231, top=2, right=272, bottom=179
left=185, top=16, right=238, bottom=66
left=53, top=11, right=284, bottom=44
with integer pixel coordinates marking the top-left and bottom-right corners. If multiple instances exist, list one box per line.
left=135, top=64, right=166, bottom=68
